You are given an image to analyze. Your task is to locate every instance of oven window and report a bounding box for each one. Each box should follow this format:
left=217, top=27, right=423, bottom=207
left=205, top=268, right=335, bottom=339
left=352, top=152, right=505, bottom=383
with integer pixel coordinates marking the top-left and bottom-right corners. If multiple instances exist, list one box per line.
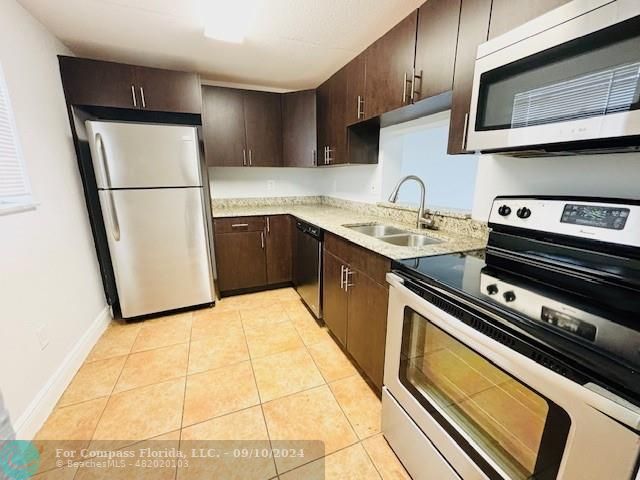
left=399, top=308, right=570, bottom=480
left=476, top=15, right=640, bottom=131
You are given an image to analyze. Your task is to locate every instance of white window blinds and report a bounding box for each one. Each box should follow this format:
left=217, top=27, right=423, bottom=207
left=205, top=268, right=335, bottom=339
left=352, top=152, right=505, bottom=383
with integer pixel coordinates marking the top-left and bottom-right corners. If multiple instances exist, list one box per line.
left=0, top=62, right=31, bottom=208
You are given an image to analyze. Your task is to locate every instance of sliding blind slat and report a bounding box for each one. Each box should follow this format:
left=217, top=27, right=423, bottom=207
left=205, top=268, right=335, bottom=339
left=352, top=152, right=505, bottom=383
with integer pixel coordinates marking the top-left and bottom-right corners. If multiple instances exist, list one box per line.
left=0, top=62, right=29, bottom=200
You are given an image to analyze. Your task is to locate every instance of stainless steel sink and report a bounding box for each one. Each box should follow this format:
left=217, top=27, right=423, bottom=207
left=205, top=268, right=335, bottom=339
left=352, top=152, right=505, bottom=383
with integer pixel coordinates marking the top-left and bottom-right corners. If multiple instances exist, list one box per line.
left=344, top=223, right=443, bottom=247
left=346, top=224, right=407, bottom=237
left=379, top=234, right=443, bottom=247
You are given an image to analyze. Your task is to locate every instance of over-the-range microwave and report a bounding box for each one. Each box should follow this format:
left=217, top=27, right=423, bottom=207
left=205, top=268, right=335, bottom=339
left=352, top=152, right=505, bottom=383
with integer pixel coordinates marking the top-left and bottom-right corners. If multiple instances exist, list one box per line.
left=466, top=0, right=640, bottom=156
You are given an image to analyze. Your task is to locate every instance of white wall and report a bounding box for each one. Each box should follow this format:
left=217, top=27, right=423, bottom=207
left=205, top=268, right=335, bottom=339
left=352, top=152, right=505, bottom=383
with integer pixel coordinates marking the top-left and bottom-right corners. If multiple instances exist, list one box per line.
left=472, top=153, right=640, bottom=220
left=0, top=0, right=107, bottom=437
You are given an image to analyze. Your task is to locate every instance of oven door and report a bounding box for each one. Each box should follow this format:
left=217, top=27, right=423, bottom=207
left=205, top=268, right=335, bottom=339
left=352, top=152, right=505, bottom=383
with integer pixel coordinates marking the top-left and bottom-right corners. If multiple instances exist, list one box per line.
left=466, top=0, right=640, bottom=153
left=384, top=273, right=640, bottom=480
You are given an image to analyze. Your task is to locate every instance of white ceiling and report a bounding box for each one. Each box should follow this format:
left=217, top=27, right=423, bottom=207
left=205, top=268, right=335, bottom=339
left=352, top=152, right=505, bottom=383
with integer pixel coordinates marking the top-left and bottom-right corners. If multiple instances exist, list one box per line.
left=18, top=0, right=425, bottom=90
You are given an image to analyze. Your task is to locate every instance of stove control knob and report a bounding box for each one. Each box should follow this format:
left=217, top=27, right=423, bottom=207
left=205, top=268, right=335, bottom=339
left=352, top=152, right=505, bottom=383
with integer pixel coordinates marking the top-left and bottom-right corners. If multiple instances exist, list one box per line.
left=503, top=291, right=516, bottom=302
left=486, top=284, right=499, bottom=295
left=498, top=205, right=512, bottom=216
left=516, top=207, right=532, bottom=219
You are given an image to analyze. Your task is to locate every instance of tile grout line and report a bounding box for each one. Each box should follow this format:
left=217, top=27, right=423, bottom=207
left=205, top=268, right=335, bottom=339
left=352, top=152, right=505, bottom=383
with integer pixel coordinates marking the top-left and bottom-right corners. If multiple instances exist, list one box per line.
left=176, top=312, right=195, bottom=480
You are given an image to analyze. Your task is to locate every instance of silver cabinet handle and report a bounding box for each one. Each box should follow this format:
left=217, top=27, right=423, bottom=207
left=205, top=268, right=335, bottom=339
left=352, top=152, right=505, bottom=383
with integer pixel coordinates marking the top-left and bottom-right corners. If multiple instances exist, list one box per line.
left=231, top=223, right=249, bottom=228
left=130, top=85, right=137, bottom=107
left=266, top=217, right=270, bottom=233
left=106, top=190, right=121, bottom=242
left=411, top=69, right=422, bottom=102
left=260, top=231, right=264, bottom=249
left=462, top=113, right=469, bottom=151
left=312, top=149, right=316, bottom=166
left=323, top=146, right=328, bottom=165
left=340, top=265, right=346, bottom=289
left=248, top=149, right=253, bottom=166
left=139, top=86, right=146, bottom=108
left=326, top=147, right=333, bottom=165
left=402, top=72, right=408, bottom=104
left=243, top=149, right=247, bottom=166
left=345, top=268, right=355, bottom=291
left=357, top=95, right=364, bottom=119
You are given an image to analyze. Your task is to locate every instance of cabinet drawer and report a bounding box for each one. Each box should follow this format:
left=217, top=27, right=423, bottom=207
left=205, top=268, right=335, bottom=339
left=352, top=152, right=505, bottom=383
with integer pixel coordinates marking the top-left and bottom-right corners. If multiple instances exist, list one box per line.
left=214, top=216, right=265, bottom=233
left=324, top=232, right=351, bottom=262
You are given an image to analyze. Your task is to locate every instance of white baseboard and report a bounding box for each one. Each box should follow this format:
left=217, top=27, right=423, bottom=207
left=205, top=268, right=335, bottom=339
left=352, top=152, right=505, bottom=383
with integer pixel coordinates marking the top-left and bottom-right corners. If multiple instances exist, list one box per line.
left=14, top=305, right=112, bottom=439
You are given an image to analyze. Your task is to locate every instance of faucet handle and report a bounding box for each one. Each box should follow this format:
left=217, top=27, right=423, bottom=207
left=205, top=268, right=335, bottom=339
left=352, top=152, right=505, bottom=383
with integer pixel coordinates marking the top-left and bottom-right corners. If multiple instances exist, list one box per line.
left=419, top=216, right=437, bottom=230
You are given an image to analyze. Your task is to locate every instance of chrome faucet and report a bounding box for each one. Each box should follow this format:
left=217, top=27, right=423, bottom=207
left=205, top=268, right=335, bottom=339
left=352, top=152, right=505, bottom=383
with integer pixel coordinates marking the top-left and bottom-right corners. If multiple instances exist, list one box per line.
left=388, top=175, right=435, bottom=229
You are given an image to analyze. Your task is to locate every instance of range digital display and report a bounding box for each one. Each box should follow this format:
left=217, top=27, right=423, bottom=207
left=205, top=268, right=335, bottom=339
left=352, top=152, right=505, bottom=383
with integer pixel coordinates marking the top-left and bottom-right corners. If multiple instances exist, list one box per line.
left=560, top=204, right=629, bottom=230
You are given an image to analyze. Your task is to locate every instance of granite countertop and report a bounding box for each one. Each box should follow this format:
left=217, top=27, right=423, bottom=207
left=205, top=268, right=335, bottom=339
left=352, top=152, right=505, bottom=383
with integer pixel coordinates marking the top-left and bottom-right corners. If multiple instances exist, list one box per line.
left=211, top=202, right=487, bottom=261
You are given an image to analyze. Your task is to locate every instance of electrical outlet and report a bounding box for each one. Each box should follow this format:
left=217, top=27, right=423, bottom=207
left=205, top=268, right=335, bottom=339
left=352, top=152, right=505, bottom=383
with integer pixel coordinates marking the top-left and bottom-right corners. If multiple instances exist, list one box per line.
left=267, top=180, right=275, bottom=191
left=35, top=323, right=50, bottom=350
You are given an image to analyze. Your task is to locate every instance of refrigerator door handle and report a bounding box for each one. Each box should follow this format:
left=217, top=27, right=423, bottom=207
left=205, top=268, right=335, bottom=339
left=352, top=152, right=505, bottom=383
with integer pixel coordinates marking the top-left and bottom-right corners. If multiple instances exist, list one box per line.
left=95, top=133, right=113, bottom=188
left=106, top=190, right=121, bottom=241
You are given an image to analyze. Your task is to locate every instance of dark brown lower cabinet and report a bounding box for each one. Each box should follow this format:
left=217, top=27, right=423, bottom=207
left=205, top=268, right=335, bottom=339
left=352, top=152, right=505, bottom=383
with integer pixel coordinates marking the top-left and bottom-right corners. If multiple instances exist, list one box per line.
left=214, top=231, right=266, bottom=292
left=323, top=233, right=391, bottom=390
left=323, top=251, right=349, bottom=346
left=266, top=215, right=293, bottom=284
left=347, top=271, right=389, bottom=390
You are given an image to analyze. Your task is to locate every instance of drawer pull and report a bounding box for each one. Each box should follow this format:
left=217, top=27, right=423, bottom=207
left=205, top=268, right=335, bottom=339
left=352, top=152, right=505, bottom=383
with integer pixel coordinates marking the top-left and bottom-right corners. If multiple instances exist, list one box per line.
left=231, top=223, right=249, bottom=228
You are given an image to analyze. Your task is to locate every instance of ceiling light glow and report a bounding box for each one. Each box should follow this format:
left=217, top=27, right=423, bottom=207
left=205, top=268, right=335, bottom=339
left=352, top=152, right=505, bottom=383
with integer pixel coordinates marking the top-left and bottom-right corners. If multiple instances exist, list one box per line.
left=202, top=0, right=260, bottom=43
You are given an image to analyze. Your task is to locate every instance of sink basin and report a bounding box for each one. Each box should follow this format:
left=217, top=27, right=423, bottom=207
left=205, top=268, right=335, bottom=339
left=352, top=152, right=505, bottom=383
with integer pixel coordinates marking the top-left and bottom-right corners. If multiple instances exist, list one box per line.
left=378, top=234, right=443, bottom=247
left=345, top=224, right=407, bottom=237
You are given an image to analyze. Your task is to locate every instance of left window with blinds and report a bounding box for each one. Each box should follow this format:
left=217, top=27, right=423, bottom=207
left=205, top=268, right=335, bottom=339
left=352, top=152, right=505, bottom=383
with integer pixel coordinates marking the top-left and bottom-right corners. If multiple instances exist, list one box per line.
left=0, top=61, right=34, bottom=215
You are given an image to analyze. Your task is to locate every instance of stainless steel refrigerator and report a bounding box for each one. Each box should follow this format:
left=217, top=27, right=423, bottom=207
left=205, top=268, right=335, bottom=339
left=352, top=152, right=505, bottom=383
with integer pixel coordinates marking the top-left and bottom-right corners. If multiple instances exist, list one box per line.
left=86, top=120, right=215, bottom=318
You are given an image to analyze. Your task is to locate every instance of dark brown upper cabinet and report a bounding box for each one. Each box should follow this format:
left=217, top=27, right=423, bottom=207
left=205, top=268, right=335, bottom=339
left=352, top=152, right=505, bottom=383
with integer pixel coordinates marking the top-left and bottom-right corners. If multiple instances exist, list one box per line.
left=345, top=52, right=367, bottom=126
left=202, top=86, right=282, bottom=167
left=364, top=11, right=418, bottom=119
left=414, top=0, right=462, bottom=101
left=282, top=90, right=317, bottom=167
left=243, top=90, right=283, bottom=167
left=202, top=87, right=247, bottom=167
left=317, top=67, right=348, bottom=166
left=58, top=56, right=200, bottom=114
left=488, top=0, right=571, bottom=40
left=447, top=0, right=492, bottom=155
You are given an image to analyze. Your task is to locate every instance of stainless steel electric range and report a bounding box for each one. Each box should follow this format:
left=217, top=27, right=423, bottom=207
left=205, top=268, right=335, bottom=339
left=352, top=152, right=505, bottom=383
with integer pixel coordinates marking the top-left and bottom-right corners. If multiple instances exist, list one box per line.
left=382, top=196, right=640, bottom=480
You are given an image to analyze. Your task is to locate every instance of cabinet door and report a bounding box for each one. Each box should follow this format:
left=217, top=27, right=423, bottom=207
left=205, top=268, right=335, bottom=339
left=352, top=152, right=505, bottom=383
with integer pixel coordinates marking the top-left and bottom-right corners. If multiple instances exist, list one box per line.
left=244, top=90, right=283, bottom=167
left=266, top=215, right=293, bottom=284
left=59, top=56, right=137, bottom=109
left=488, top=0, right=571, bottom=40
left=202, top=86, right=247, bottom=167
left=328, top=67, right=348, bottom=165
left=414, top=0, right=461, bottom=101
left=214, top=231, right=266, bottom=292
left=347, top=271, right=389, bottom=390
left=364, top=11, right=418, bottom=118
left=447, top=0, right=492, bottom=154
left=322, top=251, right=348, bottom=346
left=135, top=66, right=201, bottom=114
left=345, top=52, right=367, bottom=125
left=316, top=79, right=332, bottom=165
left=282, top=90, right=317, bottom=167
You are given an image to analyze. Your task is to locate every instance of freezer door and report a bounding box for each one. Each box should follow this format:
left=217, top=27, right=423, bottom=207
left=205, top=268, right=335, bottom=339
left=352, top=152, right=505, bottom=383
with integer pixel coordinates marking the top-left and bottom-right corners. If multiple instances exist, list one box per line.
left=86, top=121, right=201, bottom=188
left=99, top=188, right=214, bottom=318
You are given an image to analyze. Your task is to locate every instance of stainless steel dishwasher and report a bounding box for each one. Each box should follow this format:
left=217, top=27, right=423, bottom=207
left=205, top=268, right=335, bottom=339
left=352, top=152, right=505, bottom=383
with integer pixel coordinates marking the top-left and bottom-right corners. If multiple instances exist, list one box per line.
left=293, top=219, right=323, bottom=319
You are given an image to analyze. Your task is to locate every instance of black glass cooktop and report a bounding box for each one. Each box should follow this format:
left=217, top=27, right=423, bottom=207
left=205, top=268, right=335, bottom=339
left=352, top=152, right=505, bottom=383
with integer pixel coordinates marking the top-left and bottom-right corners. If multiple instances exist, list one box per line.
left=393, top=250, right=640, bottom=403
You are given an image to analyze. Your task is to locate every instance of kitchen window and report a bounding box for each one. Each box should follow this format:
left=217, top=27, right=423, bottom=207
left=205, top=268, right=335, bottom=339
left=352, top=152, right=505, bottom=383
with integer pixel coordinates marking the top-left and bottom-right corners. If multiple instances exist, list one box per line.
left=0, top=62, right=34, bottom=216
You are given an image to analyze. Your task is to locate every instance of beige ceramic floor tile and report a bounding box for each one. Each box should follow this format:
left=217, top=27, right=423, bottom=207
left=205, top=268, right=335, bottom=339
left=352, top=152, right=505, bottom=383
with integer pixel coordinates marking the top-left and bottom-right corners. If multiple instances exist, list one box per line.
left=131, top=314, right=191, bottom=352
left=362, top=434, right=411, bottom=480
left=262, top=385, right=357, bottom=473
left=180, top=407, right=275, bottom=480
left=252, top=348, right=325, bottom=402
left=58, top=356, right=126, bottom=407
left=92, top=378, right=185, bottom=441
left=191, top=309, right=243, bottom=341
left=289, top=314, right=330, bottom=346
left=330, top=375, right=381, bottom=439
left=188, top=332, right=249, bottom=374
left=86, top=325, right=141, bottom=362
left=183, top=361, right=259, bottom=426
left=244, top=321, right=304, bottom=359
left=113, top=343, right=188, bottom=393
left=240, top=303, right=290, bottom=330
left=280, top=299, right=312, bottom=319
left=307, top=339, right=358, bottom=383
left=280, top=444, right=380, bottom=480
